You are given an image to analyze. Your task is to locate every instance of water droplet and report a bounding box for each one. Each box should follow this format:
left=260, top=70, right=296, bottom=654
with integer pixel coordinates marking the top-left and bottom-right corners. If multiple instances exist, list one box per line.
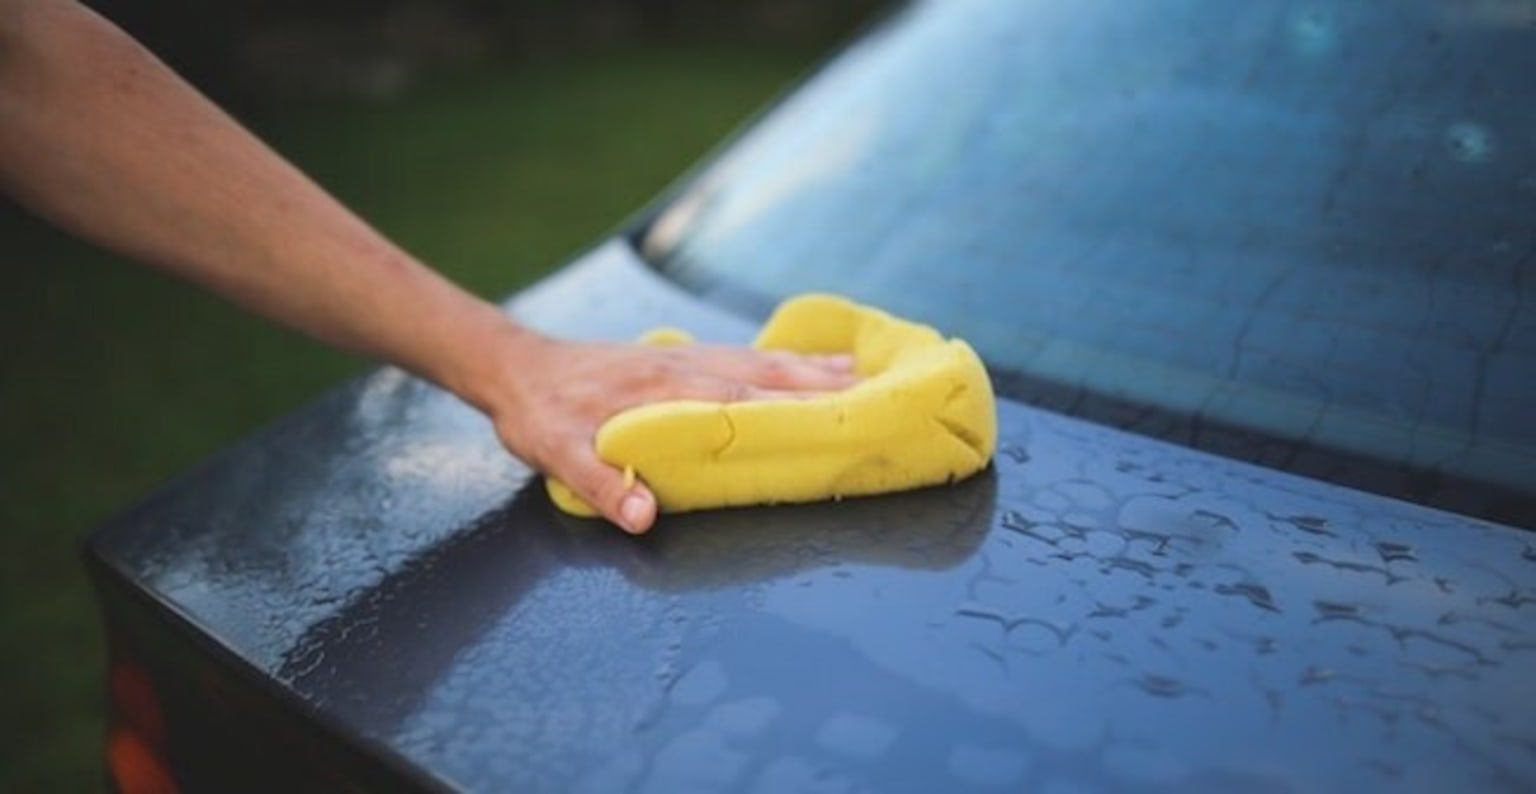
left=1445, top=121, right=1495, bottom=163
left=1269, top=513, right=1335, bottom=537
left=1000, top=510, right=1046, bottom=539
left=1374, top=541, right=1417, bottom=564
left=1102, top=556, right=1158, bottom=581
left=1214, top=581, right=1281, bottom=613
left=1313, top=600, right=1361, bottom=621
left=1134, top=674, right=1199, bottom=698
left=1190, top=509, right=1239, bottom=533
left=1294, top=551, right=1404, bottom=584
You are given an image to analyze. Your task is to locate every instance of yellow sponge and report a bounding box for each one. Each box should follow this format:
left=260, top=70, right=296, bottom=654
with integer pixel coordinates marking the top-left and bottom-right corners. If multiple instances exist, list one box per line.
left=546, top=293, right=997, bottom=517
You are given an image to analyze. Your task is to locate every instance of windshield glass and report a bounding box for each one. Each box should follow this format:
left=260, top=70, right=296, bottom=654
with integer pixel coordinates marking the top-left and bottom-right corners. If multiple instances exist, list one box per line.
left=643, top=0, right=1536, bottom=527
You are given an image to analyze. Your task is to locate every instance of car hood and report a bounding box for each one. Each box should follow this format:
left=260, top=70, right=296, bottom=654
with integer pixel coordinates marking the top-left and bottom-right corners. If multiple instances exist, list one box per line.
left=89, top=241, right=1536, bottom=792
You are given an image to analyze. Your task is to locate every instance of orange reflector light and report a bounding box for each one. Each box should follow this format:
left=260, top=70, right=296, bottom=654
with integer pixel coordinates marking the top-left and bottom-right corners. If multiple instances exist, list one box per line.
left=107, top=727, right=178, bottom=794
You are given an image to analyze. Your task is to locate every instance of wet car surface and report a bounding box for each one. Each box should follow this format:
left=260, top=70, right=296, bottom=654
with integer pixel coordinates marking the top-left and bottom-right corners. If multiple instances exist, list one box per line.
left=89, top=245, right=1536, bottom=792
left=88, top=1, right=1536, bottom=792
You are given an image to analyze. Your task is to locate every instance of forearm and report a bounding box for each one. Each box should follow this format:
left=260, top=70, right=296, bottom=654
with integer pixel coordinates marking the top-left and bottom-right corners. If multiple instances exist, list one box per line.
left=0, top=0, right=858, bottom=533
left=0, top=0, right=529, bottom=404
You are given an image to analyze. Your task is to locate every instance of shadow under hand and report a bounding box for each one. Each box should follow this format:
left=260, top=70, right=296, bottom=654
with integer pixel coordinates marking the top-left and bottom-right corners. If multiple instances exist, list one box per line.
left=571, top=469, right=999, bottom=591
left=278, top=470, right=997, bottom=735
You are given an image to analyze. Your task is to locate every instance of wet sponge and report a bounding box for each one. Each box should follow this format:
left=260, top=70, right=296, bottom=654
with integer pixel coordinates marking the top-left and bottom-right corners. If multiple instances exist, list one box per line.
left=546, top=293, right=997, bottom=517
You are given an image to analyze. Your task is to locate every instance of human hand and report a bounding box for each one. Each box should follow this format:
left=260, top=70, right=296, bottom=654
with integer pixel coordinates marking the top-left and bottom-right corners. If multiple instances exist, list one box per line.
left=475, top=332, right=857, bottom=534
left=0, top=0, right=853, bottom=535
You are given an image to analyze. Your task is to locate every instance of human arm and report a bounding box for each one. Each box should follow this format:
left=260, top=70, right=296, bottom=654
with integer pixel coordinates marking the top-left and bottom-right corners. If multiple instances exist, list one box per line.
left=0, top=0, right=853, bottom=533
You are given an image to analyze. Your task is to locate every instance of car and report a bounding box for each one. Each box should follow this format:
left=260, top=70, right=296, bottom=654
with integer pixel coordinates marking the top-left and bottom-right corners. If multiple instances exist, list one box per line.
left=86, top=0, right=1536, bottom=791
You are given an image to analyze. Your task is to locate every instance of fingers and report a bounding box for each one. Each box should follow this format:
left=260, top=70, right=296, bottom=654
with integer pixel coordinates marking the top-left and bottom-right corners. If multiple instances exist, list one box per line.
left=703, top=348, right=859, bottom=393
left=491, top=340, right=861, bottom=536
left=551, top=438, right=658, bottom=534
left=809, top=353, right=857, bottom=371
left=681, top=378, right=834, bottom=405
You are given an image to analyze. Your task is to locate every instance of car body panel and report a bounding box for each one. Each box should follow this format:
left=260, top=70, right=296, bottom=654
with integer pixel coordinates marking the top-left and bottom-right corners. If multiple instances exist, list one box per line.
left=88, top=242, right=1536, bottom=792
left=647, top=0, right=1536, bottom=529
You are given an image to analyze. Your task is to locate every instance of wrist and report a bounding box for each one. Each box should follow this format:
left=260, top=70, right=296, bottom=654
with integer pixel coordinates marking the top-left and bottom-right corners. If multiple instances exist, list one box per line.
left=440, top=308, right=552, bottom=423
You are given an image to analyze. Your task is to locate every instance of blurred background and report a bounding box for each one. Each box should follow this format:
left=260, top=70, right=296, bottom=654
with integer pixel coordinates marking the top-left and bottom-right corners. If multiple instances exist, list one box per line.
left=0, top=0, right=879, bottom=787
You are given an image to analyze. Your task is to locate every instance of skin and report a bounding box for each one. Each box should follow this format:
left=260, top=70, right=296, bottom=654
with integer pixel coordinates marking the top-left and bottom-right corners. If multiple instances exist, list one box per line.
left=0, top=0, right=855, bottom=534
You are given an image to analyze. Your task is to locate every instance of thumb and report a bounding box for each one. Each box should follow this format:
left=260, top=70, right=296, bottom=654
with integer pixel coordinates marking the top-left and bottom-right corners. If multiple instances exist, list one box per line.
left=615, top=484, right=658, bottom=535
left=555, top=443, right=658, bottom=534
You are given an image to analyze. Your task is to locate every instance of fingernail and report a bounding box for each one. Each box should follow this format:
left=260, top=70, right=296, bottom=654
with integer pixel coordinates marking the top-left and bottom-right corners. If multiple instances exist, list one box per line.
left=620, top=492, right=650, bottom=534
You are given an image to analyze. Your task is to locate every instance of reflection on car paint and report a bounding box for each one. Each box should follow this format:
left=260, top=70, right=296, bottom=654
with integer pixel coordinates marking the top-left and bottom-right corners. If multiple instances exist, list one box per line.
left=651, top=0, right=1536, bottom=528
left=92, top=244, right=1536, bottom=791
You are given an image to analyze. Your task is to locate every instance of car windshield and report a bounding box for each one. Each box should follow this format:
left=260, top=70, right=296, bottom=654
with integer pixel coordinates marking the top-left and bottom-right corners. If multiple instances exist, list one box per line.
left=642, top=0, right=1536, bottom=527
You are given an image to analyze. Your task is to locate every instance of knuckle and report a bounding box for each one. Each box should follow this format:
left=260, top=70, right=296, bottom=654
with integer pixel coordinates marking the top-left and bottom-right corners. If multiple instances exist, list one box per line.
left=756, top=359, right=793, bottom=384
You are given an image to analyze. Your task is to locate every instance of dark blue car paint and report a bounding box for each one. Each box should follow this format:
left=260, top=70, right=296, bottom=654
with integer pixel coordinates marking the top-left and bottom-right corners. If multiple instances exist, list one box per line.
left=647, top=0, right=1536, bottom=529
left=89, top=242, right=1536, bottom=792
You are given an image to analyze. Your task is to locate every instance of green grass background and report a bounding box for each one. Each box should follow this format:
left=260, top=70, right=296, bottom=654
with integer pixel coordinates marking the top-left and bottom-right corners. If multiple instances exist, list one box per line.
left=0, top=45, right=814, bottom=790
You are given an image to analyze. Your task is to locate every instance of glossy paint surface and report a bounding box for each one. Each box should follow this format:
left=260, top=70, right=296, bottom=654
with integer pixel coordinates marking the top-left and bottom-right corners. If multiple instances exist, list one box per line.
left=651, top=0, right=1536, bottom=527
left=91, top=244, right=1536, bottom=792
